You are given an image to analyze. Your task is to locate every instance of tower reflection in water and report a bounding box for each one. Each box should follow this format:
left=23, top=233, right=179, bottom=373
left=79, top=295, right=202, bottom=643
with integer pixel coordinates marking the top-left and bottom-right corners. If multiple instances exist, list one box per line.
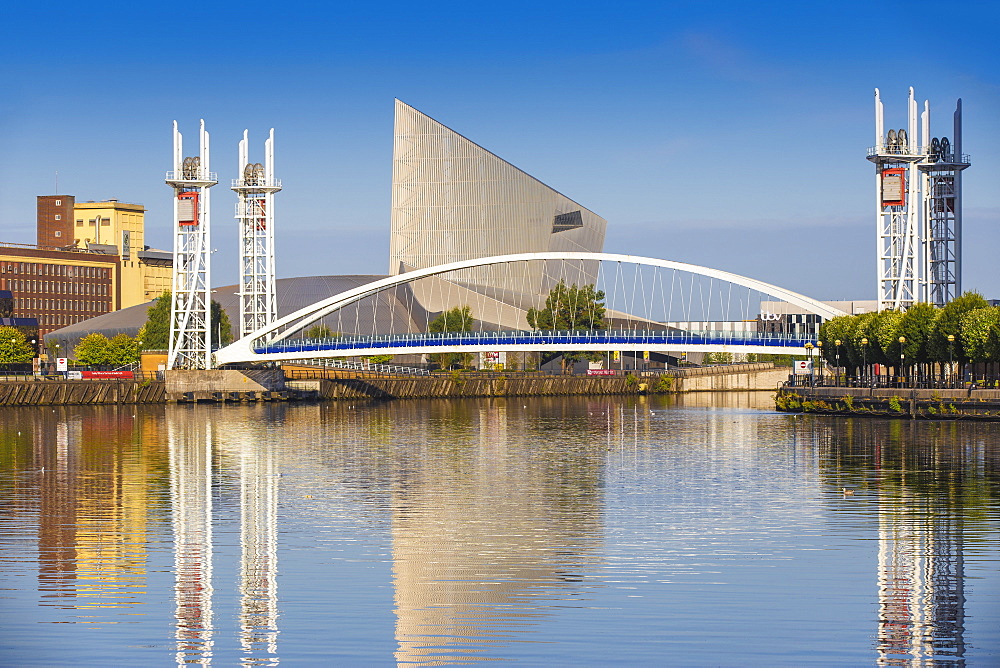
left=877, top=489, right=965, bottom=666
left=874, top=422, right=969, bottom=666
left=817, top=418, right=976, bottom=665
left=168, top=406, right=281, bottom=666
left=219, top=413, right=281, bottom=663
left=168, top=410, right=215, bottom=664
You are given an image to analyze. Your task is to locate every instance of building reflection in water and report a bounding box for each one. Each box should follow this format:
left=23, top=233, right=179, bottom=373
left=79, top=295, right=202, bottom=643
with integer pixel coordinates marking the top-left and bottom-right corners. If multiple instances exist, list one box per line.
left=817, top=418, right=978, bottom=666
left=375, top=398, right=606, bottom=665
left=25, top=406, right=157, bottom=609
left=168, top=409, right=216, bottom=665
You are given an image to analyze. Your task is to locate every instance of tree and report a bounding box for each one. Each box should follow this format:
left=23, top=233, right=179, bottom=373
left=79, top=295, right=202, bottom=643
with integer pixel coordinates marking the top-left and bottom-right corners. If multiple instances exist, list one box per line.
left=868, top=309, right=904, bottom=367
left=212, top=300, right=234, bottom=346
left=0, top=326, right=34, bottom=364
left=367, top=354, right=394, bottom=364
left=960, top=306, right=1000, bottom=364
left=929, top=292, right=990, bottom=364
left=75, top=333, right=110, bottom=365
left=46, top=338, right=64, bottom=359
left=818, top=315, right=854, bottom=367
left=703, top=351, right=732, bottom=365
left=106, top=333, right=140, bottom=366
left=304, top=324, right=335, bottom=339
left=428, top=306, right=474, bottom=369
left=896, top=302, right=938, bottom=366
left=143, top=290, right=234, bottom=349
left=143, top=291, right=171, bottom=350
left=846, top=311, right=879, bottom=368
left=527, top=280, right=606, bottom=331
left=526, top=281, right=606, bottom=373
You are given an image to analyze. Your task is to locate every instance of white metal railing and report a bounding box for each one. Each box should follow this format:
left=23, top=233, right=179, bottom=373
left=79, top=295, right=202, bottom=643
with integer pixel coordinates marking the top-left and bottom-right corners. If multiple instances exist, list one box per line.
left=259, top=329, right=816, bottom=355
left=866, top=146, right=971, bottom=163
left=165, top=170, right=219, bottom=183
left=231, top=178, right=282, bottom=189
left=294, top=357, right=430, bottom=375
left=234, top=202, right=267, bottom=217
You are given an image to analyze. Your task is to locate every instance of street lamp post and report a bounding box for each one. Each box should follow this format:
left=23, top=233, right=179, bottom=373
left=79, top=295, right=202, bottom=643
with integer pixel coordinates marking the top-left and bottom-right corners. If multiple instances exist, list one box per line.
left=816, top=340, right=823, bottom=385
left=834, top=339, right=842, bottom=387
left=947, top=334, right=955, bottom=387
left=861, top=337, right=869, bottom=387
left=898, top=336, right=906, bottom=388
left=804, top=342, right=814, bottom=387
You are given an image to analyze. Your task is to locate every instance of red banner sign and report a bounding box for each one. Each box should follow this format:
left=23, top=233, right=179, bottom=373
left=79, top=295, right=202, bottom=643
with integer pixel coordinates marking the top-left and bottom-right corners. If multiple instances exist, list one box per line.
left=80, top=370, right=134, bottom=379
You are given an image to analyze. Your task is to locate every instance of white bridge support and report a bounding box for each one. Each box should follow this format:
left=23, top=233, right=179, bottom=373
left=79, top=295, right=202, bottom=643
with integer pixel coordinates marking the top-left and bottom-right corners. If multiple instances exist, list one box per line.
left=233, top=129, right=281, bottom=339
left=214, top=252, right=847, bottom=366
left=166, top=120, right=217, bottom=370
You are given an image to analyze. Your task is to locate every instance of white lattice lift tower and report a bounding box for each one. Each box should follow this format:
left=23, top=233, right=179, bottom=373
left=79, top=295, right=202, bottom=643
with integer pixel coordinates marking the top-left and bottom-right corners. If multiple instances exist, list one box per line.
left=232, top=129, right=281, bottom=338
left=165, top=120, right=217, bottom=369
left=868, top=88, right=970, bottom=310
left=918, top=99, right=969, bottom=307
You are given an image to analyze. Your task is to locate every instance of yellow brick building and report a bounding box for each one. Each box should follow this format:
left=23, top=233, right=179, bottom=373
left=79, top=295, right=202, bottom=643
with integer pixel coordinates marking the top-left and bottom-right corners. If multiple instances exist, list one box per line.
left=72, top=200, right=172, bottom=306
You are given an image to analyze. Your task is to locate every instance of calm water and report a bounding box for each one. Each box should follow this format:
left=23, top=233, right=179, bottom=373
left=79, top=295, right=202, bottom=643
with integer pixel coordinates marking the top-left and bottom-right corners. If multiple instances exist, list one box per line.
left=0, top=394, right=998, bottom=666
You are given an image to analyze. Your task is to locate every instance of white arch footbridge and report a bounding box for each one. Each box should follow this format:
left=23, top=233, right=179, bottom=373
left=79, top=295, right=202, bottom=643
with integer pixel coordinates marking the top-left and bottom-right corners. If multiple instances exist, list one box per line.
left=213, top=252, right=846, bottom=366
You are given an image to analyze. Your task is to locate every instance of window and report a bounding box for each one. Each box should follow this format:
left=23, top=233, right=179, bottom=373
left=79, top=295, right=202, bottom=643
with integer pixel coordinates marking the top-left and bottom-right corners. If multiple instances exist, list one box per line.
left=54, top=231, right=62, bottom=237
left=55, top=199, right=62, bottom=206
left=77, top=220, right=84, bottom=226
left=54, top=214, right=61, bottom=220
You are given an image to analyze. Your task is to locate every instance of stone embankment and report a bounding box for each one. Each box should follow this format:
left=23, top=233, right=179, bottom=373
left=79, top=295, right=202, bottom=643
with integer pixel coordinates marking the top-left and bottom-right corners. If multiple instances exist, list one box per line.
left=776, top=385, right=1000, bottom=421
left=0, top=363, right=788, bottom=406
left=287, top=374, right=649, bottom=400
left=0, top=380, right=165, bottom=406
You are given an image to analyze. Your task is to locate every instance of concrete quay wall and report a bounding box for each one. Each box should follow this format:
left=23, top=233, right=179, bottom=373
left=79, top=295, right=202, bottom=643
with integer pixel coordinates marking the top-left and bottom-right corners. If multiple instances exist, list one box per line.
left=672, top=365, right=788, bottom=393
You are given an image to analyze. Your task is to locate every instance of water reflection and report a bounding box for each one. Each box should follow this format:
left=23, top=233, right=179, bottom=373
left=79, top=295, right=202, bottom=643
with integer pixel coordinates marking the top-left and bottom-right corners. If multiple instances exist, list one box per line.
left=216, top=411, right=281, bottom=665
left=168, top=405, right=283, bottom=666
left=169, top=409, right=215, bottom=664
left=816, top=418, right=997, bottom=666
left=382, top=399, right=605, bottom=664
left=10, top=406, right=161, bottom=609
left=0, top=398, right=997, bottom=665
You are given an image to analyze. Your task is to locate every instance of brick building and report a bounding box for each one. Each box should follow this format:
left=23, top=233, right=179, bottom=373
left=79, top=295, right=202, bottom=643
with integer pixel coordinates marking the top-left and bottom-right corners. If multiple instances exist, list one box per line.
left=0, top=243, right=119, bottom=338
left=0, top=195, right=173, bottom=340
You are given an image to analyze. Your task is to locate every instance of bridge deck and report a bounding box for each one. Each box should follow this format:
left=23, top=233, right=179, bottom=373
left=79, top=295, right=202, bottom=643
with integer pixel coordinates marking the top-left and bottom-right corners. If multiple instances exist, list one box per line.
left=254, top=329, right=813, bottom=357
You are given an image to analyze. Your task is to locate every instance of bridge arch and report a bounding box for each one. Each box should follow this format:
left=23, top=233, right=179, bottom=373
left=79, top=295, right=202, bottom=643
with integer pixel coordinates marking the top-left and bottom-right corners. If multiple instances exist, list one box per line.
left=214, top=252, right=845, bottom=366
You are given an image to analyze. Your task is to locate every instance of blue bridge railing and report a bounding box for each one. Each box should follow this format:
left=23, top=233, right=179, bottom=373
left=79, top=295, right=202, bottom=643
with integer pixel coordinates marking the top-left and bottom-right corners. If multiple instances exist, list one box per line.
left=253, top=329, right=815, bottom=356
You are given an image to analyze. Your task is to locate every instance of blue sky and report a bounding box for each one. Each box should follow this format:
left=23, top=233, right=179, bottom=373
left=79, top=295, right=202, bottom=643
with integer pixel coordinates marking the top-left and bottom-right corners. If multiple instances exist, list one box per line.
left=2, top=1, right=998, bottom=300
